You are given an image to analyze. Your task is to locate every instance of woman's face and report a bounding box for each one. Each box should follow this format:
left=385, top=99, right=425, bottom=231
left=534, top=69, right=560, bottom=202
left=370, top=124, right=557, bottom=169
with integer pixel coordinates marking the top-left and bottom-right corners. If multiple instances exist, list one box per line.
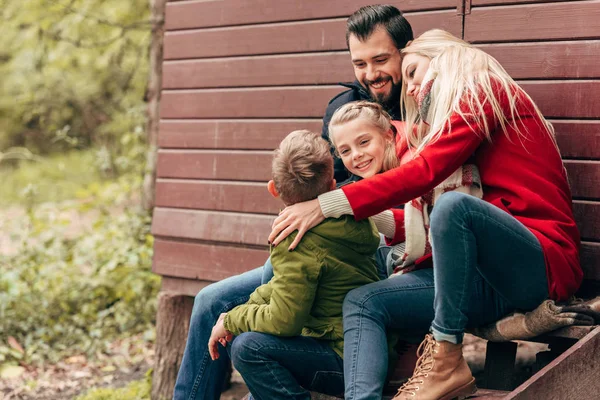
left=402, top=53, right=431, bottom=99
left=332, top=117, right=391, bottom=179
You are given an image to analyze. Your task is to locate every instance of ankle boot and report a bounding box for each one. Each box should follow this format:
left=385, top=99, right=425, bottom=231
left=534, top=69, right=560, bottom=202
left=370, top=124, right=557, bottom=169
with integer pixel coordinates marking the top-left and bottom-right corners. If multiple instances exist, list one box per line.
left=392, top=334, right=476, bottom=400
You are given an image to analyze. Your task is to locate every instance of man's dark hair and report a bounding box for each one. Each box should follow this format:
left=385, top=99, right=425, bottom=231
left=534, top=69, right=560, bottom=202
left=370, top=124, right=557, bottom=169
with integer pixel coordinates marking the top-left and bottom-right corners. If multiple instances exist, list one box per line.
left=345, top=5, right=413, bottom=49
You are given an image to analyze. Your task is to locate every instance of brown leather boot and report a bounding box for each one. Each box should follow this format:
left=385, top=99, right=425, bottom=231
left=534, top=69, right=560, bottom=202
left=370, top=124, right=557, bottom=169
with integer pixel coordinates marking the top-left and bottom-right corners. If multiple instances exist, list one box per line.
left=392, top=334, right=476, bottom=400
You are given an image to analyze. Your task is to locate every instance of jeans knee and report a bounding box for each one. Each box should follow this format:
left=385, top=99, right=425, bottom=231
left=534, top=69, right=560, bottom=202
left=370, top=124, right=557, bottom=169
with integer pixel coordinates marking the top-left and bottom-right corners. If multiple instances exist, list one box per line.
left=230, top=333, right=262, bottom=371
left=343, top=287, right=382, bottom=323
left=430, top=192, right=476, bottom=236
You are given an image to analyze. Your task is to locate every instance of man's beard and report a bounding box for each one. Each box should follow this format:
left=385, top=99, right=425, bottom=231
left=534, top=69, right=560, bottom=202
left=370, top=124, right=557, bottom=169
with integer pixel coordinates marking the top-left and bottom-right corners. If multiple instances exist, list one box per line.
left=368, top=79, right=402, bottom=112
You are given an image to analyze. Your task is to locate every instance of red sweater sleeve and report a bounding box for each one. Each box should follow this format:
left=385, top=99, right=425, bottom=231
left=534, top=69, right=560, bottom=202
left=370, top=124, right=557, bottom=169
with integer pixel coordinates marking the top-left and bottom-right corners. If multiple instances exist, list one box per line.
left=342, top=111, right=490, bottom=220
left=386, top=208, right=406, bottom=245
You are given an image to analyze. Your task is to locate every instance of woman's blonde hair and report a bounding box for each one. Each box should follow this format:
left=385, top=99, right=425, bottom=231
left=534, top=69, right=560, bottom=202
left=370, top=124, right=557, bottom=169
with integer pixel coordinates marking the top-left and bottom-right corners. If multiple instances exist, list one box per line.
left=400, top=29, right=555, bottom=154
left=328, top=101, right=399, bottom=172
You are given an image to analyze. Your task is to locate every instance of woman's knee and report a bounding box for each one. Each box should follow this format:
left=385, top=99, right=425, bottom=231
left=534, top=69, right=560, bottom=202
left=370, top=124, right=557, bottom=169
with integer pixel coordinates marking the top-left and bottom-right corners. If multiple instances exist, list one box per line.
left=430, top=192, right=477, bottom=234
left=343, top=285, right=385, bottom=322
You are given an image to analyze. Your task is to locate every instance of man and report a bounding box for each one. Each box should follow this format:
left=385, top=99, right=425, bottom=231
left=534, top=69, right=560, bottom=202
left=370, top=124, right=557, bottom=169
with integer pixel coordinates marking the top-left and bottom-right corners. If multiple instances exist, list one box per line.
left=173, top=5, right=413, bottom=399
left=323, top=5, right=412, bottom=183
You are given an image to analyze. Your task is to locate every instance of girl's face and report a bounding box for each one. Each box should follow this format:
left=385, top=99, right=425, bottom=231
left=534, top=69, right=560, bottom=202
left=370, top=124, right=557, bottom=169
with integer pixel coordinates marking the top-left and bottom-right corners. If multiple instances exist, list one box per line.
left=332, top=117, right=391, bottom=179
left=402, top=53, right=431, bottom=98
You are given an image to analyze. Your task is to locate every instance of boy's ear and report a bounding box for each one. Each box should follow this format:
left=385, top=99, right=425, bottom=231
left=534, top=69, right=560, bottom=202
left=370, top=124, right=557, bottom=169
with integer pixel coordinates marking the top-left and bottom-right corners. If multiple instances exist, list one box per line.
left=330, top=179, right=337, bottom=191
left=267, top=180, right=279, bottom=198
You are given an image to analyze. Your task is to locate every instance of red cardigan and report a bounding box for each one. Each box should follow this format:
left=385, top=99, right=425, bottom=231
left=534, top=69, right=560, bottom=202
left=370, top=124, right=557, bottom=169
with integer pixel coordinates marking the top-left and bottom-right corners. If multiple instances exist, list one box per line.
left=344, top=90, right=582, bottom=301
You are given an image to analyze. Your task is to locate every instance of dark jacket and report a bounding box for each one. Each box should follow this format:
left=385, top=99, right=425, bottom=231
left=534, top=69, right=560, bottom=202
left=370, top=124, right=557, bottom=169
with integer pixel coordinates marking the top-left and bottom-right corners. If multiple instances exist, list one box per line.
left=322, top=81, right=402, bottom=184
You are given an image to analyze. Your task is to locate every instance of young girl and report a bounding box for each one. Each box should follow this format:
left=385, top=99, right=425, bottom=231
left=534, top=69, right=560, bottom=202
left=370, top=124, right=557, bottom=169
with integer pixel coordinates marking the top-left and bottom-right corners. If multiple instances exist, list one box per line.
left=269, top=29, right=581, bottom=400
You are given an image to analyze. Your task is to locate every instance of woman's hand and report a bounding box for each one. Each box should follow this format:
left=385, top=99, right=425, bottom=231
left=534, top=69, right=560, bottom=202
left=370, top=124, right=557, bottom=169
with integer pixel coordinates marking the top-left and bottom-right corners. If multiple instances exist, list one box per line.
left=268, top=198, right=324, bottom=251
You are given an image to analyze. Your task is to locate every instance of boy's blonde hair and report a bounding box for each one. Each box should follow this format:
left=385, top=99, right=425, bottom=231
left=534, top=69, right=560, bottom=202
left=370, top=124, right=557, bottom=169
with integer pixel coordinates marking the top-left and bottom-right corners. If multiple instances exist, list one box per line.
left=328, top=101, right=399, bottom=172
left=272, top=130, right=334, bottom=205
left=400, top=29, right=555, bottom=154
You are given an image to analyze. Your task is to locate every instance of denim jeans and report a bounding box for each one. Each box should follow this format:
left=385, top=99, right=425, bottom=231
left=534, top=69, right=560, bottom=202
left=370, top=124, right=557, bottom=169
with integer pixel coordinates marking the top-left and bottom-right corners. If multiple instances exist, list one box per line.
left=229, top=332, right=344, bottom=400
left=342, top=192, right=549, bottom=400
left=173, top=259, right=274, bottom=400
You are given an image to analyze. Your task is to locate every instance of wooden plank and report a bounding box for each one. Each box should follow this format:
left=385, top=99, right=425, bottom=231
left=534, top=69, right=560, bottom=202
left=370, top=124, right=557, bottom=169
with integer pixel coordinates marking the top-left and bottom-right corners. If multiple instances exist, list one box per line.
left=163, top=11, right=461, bottom=59
left=160, top=276, right=211, bottom=297
left=564, top=161, right=600, bottom=200
left=153, top=238, right=269, bottom=281
left=467, top=389, right=510, bottom=399
left=581, top=242, right=600, bottom=281
left=552, top=120, right=600, bottom=160
left=519, top=81, right=600, bottom=119
left=160, top=82, right=600, bottom=120
left=158, top=119, right=322, bottom=149
left=479, top=41, right=600, bottom=80
left=162, top=52, right=354, bottom=89
left=156, top=150, right=272, bottom=180
left=465, top=1, right=600, bottom=43
left=505, top=326, right=600, bottom=400
left=472, top=0, right=572, bottom=5
left=573, top=200, right=600, bottom=241
left=159, top=86, right=345, bottom=119
left=165, top=0, right=457, bottom=30
left=151, top=208, right=274, bottom=245
left=155, top=179, right=280, bottom=214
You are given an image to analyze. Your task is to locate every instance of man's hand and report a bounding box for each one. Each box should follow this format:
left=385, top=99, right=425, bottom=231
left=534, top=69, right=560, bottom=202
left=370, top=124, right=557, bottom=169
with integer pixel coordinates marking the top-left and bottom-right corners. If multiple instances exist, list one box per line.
left=268, top=199, right=325, bottom=251
left=208, top=313, right=233, bottom=361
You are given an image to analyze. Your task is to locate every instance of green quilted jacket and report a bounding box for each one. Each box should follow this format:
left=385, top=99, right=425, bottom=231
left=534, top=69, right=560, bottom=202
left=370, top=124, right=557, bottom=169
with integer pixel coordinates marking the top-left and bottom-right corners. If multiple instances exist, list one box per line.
left=223, top=215, right=380, bottom=358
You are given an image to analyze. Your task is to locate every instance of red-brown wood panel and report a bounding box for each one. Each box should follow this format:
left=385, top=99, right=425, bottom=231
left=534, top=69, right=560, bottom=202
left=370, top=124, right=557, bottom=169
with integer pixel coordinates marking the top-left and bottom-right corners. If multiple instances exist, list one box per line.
left=581, top=242, right=600, bottom=281
left=163, top=11, right=461, bottom=60
left=153, top=238, right=269, bottom=281
left=165, top=0, right=457, bottom=30
left=158, top=119, right=322, bottom=149
left=465, top=1, right=600, bottom=43
left=160, top=86, right=345, bottom=119
left=155, top=179, right=280, bottom=214
left=152, top=208, right=274, bottom=245
left=163, top=40, right=600, bottom=90
left=519, top=81, right=600, bottom=119
left=564, top=161, right=600, bottom=200
left=472, top=0, right=571, bottom=5
left=552, top=121, right=600, bottom=160
left=479, top=41, right=600, bottom=80
left=162, top=52, right=354, bottom=89
left=156, top=150, right=272, bottom=180
left=573, top=201, right=600, bottom=241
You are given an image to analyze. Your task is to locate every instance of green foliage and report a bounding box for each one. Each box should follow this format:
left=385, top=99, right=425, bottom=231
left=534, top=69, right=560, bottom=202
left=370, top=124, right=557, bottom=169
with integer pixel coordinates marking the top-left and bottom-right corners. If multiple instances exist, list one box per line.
left=0, top=0, right=150, bottom=168
left=75, top=370, right=152, bottom=400
left=0, top=176, right=160, bottom=365
left=0, top=150, right=102, bottom=206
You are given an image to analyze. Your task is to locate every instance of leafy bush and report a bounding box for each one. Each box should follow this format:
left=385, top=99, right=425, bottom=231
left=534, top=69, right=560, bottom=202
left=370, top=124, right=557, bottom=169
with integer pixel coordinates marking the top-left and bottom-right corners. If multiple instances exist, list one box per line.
left=0, top=177, right=160, bottom=365
left=0, top=0, right=150, bottom=165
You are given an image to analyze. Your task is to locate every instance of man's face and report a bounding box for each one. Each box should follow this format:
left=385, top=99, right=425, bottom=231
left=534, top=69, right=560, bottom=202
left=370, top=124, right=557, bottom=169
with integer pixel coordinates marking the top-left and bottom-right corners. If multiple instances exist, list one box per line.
left=348, top=27, right=403, bottom=108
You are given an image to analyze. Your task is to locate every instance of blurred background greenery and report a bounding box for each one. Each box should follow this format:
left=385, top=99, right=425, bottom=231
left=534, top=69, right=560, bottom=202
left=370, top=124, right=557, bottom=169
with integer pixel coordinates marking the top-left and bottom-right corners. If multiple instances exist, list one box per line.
left=0, top=0, right=159, bottom=398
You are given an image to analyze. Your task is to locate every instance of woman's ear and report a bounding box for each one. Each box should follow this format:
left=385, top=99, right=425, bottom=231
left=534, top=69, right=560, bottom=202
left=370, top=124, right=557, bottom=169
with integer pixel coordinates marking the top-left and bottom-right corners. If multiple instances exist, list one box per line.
left=267, top=180, right=279, bottom=198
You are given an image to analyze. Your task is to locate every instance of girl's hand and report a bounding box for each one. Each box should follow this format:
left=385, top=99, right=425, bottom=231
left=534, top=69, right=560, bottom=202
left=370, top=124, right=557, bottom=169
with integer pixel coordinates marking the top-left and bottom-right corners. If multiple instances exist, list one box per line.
left=268, top=199, right=324, bottom=251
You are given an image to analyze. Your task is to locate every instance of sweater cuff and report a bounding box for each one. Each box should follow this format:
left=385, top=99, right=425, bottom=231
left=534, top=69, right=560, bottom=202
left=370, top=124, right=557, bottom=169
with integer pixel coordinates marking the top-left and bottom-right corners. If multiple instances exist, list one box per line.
left=318, top=189, right=353, bottom=218
left=370, top=210, right=396, bottom=239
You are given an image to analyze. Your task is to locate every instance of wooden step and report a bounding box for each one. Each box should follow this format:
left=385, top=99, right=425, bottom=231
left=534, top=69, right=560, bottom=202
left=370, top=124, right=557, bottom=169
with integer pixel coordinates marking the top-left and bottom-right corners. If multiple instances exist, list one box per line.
left=466, top=388, right=510, bottom=399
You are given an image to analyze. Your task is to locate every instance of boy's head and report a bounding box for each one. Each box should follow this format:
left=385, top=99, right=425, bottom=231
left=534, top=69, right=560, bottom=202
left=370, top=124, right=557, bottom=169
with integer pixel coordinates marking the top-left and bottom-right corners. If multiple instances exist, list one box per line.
left=268, top=130, right=335, bottom=206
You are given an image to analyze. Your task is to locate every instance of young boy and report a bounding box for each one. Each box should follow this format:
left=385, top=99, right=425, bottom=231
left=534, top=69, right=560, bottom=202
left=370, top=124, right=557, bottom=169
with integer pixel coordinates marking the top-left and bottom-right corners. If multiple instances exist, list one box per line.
left=207, top=130, right=380, bottom=399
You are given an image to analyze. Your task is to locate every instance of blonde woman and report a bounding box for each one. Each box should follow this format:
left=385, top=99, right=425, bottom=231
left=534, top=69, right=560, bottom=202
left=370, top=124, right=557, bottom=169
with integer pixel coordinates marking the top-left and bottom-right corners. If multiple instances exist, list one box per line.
left=269, top=30, right=581, bottom=400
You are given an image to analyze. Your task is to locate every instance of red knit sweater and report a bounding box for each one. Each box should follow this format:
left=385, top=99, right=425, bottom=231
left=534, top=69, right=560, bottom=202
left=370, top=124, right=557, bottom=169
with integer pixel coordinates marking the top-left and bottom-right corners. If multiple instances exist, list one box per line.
left=343, top=90, right=582, bottom=301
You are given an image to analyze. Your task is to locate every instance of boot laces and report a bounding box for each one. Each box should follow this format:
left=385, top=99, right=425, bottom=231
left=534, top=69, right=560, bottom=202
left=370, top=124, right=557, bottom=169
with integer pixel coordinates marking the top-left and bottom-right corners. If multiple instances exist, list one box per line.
left=395, top=335, right=438, bottom=397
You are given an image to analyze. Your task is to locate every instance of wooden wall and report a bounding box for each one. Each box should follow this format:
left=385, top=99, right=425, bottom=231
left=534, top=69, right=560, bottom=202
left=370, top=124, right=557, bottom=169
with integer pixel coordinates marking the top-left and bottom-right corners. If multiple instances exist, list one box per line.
left=152, top=0, right=600, bottom=295
left=152, top=0, right=462, bottom=294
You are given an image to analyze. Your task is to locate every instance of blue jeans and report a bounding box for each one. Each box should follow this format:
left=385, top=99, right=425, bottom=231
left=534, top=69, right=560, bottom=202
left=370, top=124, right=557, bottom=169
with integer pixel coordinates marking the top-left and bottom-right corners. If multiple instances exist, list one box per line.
left=229, top=332, right=344, bottom=400
left=173, top=259, right=274, bottom=400
left=342, top=192, right=549, bottom=400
